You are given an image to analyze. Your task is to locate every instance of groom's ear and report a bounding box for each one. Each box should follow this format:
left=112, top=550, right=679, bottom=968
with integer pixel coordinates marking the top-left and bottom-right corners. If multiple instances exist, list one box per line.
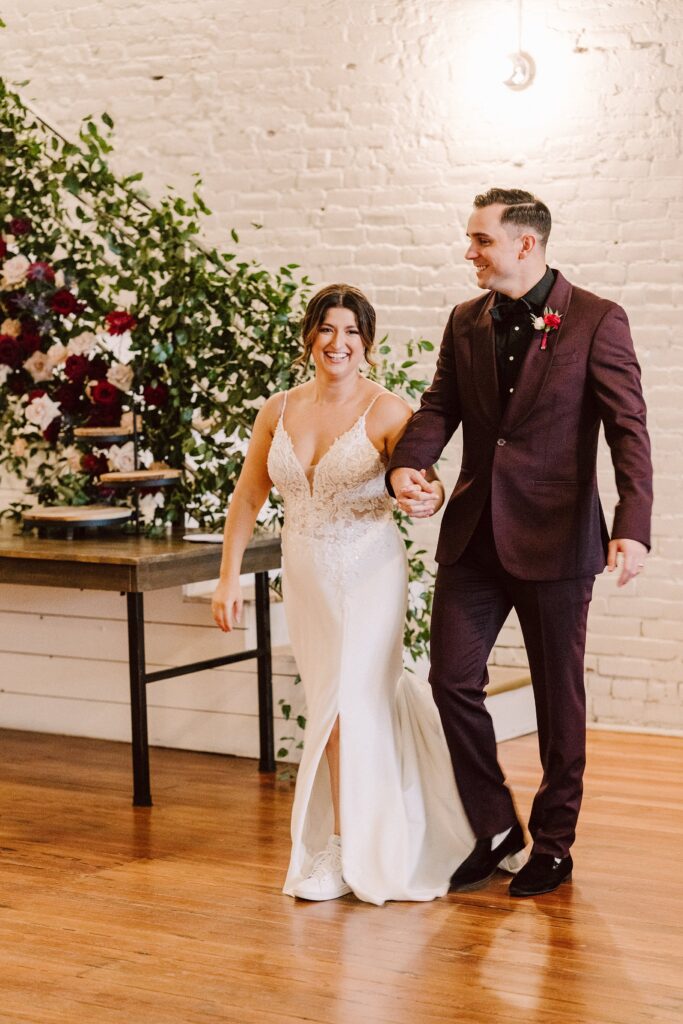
left=517, top=232, right=538, bottom=258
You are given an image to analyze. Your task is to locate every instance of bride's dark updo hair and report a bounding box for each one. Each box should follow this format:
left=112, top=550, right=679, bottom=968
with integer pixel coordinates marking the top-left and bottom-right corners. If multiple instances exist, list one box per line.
left=296, top=284, right=377, bottom=367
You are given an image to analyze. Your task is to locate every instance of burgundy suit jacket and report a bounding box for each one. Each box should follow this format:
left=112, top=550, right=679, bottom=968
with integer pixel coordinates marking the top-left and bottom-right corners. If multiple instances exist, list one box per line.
left=387, top=270, right=653, bottom=580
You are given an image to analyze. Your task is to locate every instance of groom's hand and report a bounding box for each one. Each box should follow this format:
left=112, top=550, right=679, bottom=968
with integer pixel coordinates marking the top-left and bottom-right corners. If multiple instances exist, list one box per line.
left=390, top=467, right=441, bottom=518
left=607, top=538, right=648, bottom=587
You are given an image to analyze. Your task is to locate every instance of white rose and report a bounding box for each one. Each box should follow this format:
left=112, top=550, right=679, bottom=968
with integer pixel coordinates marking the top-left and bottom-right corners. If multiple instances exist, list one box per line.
left=25, top=393, right=61, bottom=431
left=67, top=331, right=97, bottom=357
left=63, top=445, right=84, bottom=473
left=139, top=490, right=165, bottom=524
left=1, top=255, right=30, bottom=290
left=0, top=364, right=11, bottom=387
left=532, top=316, right=546, bottom=331
left=106, top=361, right=134, bottom=392
left=107, top=441, right=136, bottom=473
left=11, top=436, right=28, bottom=457
left=1, top=318, right=21, bottom=338
left=23, top=350, right=53, bottom=383
left=46, top=341, right=67, bottom=369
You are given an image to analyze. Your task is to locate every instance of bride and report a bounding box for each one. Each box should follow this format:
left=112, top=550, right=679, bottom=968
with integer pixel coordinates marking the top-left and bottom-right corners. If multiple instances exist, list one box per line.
left=212, top=284, right=473, bottom=905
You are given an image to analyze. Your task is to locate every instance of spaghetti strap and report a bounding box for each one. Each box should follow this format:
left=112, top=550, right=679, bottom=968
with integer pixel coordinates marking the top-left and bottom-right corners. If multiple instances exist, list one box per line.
left=278, top=390, right=289, bottom=423
left=362, top=390, right=385, bottom=418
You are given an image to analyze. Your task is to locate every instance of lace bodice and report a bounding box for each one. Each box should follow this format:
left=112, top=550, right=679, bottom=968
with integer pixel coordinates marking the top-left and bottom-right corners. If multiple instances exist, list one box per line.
left=267, top=392, right=394, bottom=543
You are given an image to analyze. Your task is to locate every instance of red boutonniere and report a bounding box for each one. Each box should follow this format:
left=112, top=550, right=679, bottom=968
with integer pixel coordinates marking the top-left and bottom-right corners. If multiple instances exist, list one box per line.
left=531, top=307, right=563, bottom=350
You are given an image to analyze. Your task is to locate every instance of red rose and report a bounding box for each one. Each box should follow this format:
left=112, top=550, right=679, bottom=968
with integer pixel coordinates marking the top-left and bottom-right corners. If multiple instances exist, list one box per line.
left=42, top=417, right=62, bottom=446
left=143, top=382, right=169, bottom=408
left=65, top=354, right=91, bottom=384
left=9, top=217, right=31, bottom=236
left=105, top=310, right=137, bottom=335
left=27, top=261, right=56, bottom=284
left=82, top=451, right=109, bottom=476
left=0, top=237, right=7, bottom=259
left=0, top=335, right=23, bottom=368
left=50, top=289, right=84, bottom=317
left=543, top=313, right=562, bottom=330
left=91, top=379, right=121, bottom=407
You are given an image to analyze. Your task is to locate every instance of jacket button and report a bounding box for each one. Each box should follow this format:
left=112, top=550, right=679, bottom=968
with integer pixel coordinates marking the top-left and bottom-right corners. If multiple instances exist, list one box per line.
left=496, top=438, right=506, bottom=447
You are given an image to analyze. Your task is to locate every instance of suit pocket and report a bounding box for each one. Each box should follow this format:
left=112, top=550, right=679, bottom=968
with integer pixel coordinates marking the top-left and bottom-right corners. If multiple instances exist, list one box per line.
left=553, top=351, right=578, bottom=366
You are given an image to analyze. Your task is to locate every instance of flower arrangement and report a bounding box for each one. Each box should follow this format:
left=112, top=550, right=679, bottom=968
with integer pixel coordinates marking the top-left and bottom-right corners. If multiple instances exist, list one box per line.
left=0, top=223, right=153, bottom=513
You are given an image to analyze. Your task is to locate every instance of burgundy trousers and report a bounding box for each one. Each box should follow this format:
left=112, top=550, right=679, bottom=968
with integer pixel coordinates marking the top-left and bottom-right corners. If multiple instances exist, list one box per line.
left=429, top=509, right=595, bottom=858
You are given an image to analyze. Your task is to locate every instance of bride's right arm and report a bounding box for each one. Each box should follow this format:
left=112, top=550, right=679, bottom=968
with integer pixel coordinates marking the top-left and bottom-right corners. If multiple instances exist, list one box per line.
left=211, top=396, right=279, bottom=632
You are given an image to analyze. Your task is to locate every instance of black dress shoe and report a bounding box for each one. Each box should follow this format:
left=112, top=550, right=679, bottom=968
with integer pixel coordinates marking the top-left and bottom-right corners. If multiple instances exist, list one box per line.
left=509, top=853, right=573, bottom=897
left=450, top=823, right=526, bottom=892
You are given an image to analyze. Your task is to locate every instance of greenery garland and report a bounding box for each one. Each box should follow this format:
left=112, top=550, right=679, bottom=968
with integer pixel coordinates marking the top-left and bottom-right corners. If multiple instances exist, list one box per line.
left=0, top=78, right=436, bottom=681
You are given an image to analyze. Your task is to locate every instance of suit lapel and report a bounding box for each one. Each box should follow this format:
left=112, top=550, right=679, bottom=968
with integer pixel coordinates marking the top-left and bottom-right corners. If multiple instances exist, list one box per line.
left=500, top=270, right=573, bottom=433
left=471, top=291, right=501, bottom=427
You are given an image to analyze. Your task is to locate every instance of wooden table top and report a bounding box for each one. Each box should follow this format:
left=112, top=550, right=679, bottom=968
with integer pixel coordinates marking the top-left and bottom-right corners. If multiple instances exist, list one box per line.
left=0, top=524, right=281, bottom=593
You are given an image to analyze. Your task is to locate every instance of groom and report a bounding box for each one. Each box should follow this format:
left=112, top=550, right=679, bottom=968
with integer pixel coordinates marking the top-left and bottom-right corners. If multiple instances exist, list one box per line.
left=388, top=188, right=653, bottom=897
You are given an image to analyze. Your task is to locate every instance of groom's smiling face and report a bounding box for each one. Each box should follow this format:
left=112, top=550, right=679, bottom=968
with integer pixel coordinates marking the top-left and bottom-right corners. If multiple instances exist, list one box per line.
left=465, top=203, right=529, bottom=297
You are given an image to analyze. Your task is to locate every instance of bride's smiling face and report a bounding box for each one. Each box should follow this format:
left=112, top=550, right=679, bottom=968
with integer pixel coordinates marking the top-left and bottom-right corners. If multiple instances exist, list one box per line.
left=310, top=306, right=365, bottom=377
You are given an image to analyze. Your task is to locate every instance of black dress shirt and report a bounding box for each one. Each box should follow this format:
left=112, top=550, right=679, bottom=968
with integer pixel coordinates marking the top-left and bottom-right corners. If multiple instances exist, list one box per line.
left=490, top=266, right=556, bottom=409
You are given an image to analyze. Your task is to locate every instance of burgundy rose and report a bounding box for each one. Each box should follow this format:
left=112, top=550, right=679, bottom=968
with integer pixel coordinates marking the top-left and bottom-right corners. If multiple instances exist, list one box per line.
left=105, top=310, right=137, bottom=335
left=27, top=261, right=56, bottom=284
left=54, top=381, right=83, bottom=414
left=0, top=335, right=23, bottom=368
left=42, top=417, right=62, bottom=446
left=65, top=354, right=91, bottom=384
left=0, top=237, right=7, bottom=259
left=9, top=217, right=31, bottom=236
left=82, top=451, right=109, bottom=476
left=27, top=388, right=47, bottom=403
left=86, top=405, right=121, bottom=427
left=50, top=289, right=84, bottom=317
left=7, top=371, right=31, bottom=395
left=143, top=382, right=169, bottom=408
left=87, top=355, right=108, bottom=380
left=91, top=379, right=121, bottom=407
left=20, top=325, right=43, bottom=357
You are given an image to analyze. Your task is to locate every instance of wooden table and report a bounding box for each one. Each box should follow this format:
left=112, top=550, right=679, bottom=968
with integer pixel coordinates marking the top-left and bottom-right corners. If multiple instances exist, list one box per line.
left=0, top=525, right=281, bottom=805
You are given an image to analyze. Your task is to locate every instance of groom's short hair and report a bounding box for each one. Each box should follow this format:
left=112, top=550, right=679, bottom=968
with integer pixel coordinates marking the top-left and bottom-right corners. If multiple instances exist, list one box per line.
left=473, top=188, right=551, bottom=247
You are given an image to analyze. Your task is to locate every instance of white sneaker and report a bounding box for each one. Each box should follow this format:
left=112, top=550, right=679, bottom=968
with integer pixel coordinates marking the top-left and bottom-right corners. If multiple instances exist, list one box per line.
left=293, top=835, right=351, bottom=901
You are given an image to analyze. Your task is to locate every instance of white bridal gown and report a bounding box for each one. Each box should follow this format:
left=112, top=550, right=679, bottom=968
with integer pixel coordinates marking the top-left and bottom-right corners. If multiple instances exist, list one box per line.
left=268, top=391, right=473, bottom=906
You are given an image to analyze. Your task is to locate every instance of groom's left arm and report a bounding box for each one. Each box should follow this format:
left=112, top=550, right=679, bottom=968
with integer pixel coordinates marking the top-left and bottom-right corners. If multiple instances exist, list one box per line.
left=386, top=306, right=462, bottom=496
left=588, top=303, right=654, bottom=571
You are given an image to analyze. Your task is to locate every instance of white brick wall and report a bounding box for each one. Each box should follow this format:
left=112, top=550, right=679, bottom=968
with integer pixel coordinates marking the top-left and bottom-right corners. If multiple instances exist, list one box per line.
left=1, top=0, right=681, bottom=735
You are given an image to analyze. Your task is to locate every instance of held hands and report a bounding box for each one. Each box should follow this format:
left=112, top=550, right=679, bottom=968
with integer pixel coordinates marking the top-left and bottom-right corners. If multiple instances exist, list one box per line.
left=390, top=468, right=444, bottom=519
left=211, top=576, right=243, bottom=632
left=607, top=538, right=648, bottom=587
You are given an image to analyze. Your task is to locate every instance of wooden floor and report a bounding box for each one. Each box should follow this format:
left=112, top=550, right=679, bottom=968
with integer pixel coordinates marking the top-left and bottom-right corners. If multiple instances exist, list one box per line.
left=0, top=729, right=681, bottom=1024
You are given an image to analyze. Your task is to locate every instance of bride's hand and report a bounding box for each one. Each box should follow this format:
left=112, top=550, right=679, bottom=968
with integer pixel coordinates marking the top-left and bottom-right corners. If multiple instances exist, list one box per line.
left=397, top=470, right=444, bottom=518
left=211, top=576, right=243, bottom=632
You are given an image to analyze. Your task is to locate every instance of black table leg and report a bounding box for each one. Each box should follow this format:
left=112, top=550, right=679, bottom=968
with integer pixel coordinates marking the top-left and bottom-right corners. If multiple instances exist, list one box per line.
left=127, top=591, right=152, bottom=806
left=254, top=571, right=275, bottom=772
